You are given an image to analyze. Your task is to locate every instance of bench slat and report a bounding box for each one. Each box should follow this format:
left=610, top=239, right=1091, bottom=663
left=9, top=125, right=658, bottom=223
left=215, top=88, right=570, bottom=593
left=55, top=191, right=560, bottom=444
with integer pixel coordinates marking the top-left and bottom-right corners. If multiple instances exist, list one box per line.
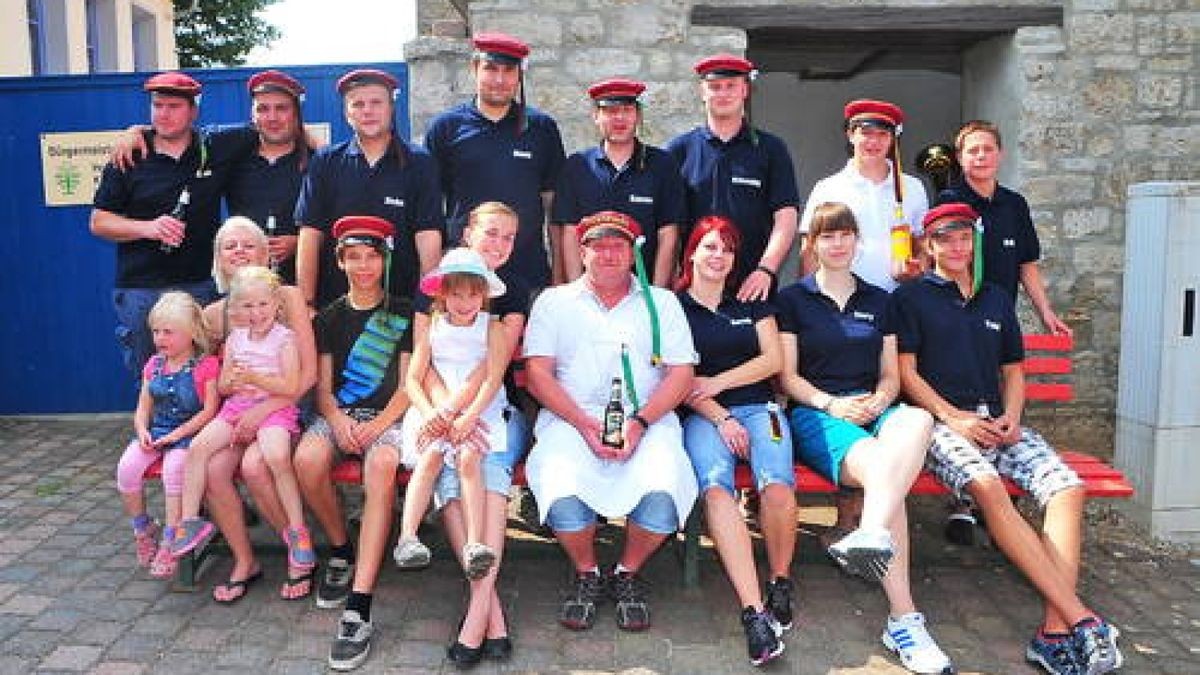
left=1026, top=382, right=1074, bottom=402
left=1023, top=356, right=1072, bottom=375
left=1023, top=333, right=1073, bottom=351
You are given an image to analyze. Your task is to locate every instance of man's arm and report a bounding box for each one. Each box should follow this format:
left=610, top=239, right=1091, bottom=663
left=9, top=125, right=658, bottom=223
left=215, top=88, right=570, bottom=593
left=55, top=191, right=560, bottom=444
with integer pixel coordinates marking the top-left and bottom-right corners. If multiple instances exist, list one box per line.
left=652, top=225, right=679, bottom=287
left=561, top=226, right=583, bottom=282
left=415, top=230, right=443, bottom=275
left=1020, top=262, right=1072, bottom=336
left=543, top=191, right=566, bottom=285
left=737, top=205, right=798, bottom=302
left=295, top=227, right=323, bottom=308
left=90, top=207, right=184, bottom=247
left=898, top=352, right=1004, bottom=449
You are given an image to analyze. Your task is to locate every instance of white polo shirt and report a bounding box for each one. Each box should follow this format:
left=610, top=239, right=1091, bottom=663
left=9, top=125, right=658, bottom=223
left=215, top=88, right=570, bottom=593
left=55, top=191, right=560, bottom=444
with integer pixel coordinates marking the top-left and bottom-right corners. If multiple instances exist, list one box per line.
left=800, top=160, right=929, bottom=291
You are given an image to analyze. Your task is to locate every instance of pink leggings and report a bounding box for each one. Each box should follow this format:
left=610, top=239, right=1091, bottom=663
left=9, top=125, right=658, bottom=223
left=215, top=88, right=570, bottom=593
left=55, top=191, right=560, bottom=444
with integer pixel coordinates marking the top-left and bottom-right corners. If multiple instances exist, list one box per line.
left=116, top=440, right=186, bottom=497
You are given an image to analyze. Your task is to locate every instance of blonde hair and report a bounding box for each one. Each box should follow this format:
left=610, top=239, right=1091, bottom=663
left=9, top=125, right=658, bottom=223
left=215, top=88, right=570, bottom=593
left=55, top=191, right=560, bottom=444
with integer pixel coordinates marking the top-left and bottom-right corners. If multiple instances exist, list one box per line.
left=227, top=265, right=287, bottom=327
left=147, top=291, right=211, bottom=356
left=465, top=201, right=518, bottom=238
left=212, top=216, right=269, bottom=293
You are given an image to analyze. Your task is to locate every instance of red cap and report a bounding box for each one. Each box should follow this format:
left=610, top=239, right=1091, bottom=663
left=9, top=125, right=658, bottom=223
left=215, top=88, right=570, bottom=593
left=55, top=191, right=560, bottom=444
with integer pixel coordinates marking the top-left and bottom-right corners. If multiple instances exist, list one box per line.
left=923, top=202, right=980, bottom=236
left=332, top=215, right=395, bottom=247
left=845, top=99, right=905, bottom=132
left=472, top=32, right=530, bottom=65
left=587, top=78, right=645, bottom=106
left=694, top=54, right=755, bottom=80
left=336, top=69, right=399, bottom=96
left=248, top=70, right=305, bottom=101
left=577, top=211, right=643, bottom=244
left=143, top=72, right=201, bottom=99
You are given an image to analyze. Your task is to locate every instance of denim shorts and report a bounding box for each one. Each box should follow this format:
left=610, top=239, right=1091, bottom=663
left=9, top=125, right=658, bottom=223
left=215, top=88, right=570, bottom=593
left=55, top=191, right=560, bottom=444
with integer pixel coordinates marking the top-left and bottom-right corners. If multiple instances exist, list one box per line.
left=545, top=491, right=677, bottom=535
left=433, top=406, right=528, bottom=506
left=683, top=403, right=795, bottom=499
left=789, top=403, right=900, bottom=485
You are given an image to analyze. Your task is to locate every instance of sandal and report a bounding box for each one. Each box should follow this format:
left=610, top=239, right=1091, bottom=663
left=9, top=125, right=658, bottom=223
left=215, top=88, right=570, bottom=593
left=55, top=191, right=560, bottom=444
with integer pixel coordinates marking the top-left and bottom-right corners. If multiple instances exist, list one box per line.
left=212, top=568, right=263, bottom=604
left=280, top=565, right=316, bottom=601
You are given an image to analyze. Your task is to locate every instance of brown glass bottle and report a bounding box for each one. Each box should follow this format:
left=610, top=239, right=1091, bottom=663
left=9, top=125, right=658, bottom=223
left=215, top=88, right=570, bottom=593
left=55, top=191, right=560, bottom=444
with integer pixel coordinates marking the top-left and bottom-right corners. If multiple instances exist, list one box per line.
left=602, top=377, right=624, bottom=448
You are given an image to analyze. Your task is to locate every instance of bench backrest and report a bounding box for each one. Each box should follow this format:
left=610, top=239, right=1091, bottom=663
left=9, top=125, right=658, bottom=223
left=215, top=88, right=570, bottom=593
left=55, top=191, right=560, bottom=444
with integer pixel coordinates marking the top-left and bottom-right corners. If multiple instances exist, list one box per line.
left=1022, top=333, right=1073, bottom=403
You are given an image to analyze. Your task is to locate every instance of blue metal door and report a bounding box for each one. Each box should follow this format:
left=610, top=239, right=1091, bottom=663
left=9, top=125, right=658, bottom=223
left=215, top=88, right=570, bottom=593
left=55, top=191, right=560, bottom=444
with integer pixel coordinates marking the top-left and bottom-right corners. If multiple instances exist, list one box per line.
left=0, top=63, right=409, bottom=413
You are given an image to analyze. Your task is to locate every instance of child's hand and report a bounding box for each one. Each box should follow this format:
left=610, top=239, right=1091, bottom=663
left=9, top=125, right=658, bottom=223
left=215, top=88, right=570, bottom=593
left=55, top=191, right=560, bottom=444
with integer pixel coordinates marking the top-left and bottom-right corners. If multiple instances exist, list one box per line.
left=449, top=412, right=481, bottom=444
left=150, top=433, right=174, bottom=451
left=137, top=428, right=155, bottom=452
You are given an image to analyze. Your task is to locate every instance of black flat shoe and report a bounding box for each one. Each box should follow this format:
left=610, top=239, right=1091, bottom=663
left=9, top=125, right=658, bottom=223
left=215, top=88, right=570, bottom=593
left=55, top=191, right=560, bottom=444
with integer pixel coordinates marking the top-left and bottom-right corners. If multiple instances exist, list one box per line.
left=482, top=636, right=512, bottom=660
left=447, top=640, right=483, bottom=669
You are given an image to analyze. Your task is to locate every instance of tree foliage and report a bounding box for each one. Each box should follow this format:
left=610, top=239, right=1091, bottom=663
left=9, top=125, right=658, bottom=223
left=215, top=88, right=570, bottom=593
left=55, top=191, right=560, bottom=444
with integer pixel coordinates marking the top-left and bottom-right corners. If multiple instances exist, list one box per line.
left=174, top=0, right=282, bottom=68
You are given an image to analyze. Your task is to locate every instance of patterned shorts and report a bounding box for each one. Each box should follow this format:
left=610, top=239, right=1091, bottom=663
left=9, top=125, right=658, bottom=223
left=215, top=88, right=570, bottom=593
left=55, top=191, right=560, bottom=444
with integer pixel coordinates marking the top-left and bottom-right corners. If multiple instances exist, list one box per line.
left=926, top=423, right=1083, bottom=508
left=302, top=408, right=405, bottom=459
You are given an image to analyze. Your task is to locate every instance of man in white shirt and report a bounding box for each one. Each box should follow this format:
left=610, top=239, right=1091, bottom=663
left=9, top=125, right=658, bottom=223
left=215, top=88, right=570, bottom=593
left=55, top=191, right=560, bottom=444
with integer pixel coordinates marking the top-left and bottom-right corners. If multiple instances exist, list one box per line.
left=524, top=211, right=697, bottom=634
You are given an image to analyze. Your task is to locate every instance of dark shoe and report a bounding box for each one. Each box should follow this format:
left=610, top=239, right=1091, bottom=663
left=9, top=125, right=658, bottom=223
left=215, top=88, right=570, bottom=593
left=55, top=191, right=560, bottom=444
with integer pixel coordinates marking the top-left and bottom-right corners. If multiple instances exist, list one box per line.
left=741, top=607, right=784, bottom=667
left=764, top=576, right=794, bottom=631
left=328, top=609, right=373, bottom=671
left=1027, top=631, right=1082, bottom=675
left=609, top=569, right=650, bottom=631
left=944, top=512, right=977, bottom=546
left=447, top=640, right=484, bottom=669
left=559, top=570, right=605, bottom=630
left=316, top=557, right=354, bottom=609
left=482, top=636, right=512, bottom=661
left=1070, top=617, right=1122, bottom=675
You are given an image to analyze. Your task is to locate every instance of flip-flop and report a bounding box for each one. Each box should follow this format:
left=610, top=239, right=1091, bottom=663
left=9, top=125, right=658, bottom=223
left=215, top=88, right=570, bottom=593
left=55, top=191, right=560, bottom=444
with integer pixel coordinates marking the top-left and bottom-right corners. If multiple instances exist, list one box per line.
left=212, top=569, right=263, bottom=604
left=280, top=566, right=316, bottom=601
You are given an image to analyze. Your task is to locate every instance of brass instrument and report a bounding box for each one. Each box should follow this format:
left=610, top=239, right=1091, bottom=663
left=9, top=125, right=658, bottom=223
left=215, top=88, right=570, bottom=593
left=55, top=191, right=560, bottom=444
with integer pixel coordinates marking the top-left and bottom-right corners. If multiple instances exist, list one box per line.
left=915, top=143, right=960, bottom=193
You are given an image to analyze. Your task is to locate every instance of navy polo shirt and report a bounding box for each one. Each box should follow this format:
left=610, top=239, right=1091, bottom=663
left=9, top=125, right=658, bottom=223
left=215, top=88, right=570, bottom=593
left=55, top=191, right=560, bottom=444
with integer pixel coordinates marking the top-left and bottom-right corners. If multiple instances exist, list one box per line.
left=891, top=273, right=1024, bottom=415
left=294, top=138, right=443, bottom=309
left=938, top=182, right=1040, bottom=300
left=226, top=140, right=308, bottom=284
left=677, top=291, right=775, bottom=408
left=665, top=123, right=799, bottom=285
left=424, top=102, right=565, bottom=290
left=775, top=275, right=892, bottom=396
left=93, top=127, right=254, bottom=288
left=552, top=142, right=687, bottom=270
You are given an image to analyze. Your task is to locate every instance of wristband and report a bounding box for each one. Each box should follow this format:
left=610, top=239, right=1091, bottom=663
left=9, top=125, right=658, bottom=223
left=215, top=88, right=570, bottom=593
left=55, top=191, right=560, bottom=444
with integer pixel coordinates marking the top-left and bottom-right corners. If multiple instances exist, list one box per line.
left=755, top=264, right=777, bottom=280
left=813, top=393, right=833, bottom=411
left=631, top=413, right=650, bottom=430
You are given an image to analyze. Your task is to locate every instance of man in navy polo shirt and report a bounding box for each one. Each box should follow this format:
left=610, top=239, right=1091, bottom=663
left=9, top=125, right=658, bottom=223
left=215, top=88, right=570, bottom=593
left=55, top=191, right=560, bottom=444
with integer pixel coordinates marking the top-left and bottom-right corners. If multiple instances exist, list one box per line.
left=90, top=72, right=245, bottom=379
left=553, top=78, right=686, bottom=286
left=424, top=32, right=566, bottom=290
left=665, top=53, right=799, bottom=302
left=295, top=69, right=444, bottom=310
left=893, top=203, right=1121, bottom=675
left=224, top=69, right=319, bottom=285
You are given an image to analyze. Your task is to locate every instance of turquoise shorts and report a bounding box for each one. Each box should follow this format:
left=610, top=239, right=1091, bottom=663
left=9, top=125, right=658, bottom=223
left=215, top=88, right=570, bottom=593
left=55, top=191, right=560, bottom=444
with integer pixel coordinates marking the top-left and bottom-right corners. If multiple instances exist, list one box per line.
left=789, top=403, right=901, bottom=485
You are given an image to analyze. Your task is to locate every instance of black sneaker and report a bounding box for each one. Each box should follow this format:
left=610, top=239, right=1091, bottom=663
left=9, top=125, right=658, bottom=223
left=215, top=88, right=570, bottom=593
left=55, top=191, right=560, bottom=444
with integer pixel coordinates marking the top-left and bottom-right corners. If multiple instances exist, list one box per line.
left=764, top=577, right=794, bottom=631
left=316, top=557, right=354, bottom=609
left=741, top=607, right=784, bottom=667
left=328, top=609, right=373, bottom=671
left=559, top=570, right=605, bottom=630
left=609, top=569, right=650, bottom=631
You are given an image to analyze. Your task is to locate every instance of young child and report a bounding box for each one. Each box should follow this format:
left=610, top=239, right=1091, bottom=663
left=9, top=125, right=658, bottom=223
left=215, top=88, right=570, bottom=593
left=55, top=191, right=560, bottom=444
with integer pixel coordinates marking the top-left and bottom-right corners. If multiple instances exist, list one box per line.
left=394, top=248, right=509, bottom=581
left=115, top=292, right=220, bottom=579
left=169, top=266, right=314, bottom=572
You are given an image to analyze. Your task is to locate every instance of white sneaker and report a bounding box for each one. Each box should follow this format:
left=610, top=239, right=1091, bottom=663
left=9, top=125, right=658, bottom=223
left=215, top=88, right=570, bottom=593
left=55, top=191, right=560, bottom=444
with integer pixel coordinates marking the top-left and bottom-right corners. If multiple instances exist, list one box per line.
left=392, top=536, right=431, bottom=570
left=828, top=526, right=895, bottom=583
left=881, top=612, right=954, bottom=674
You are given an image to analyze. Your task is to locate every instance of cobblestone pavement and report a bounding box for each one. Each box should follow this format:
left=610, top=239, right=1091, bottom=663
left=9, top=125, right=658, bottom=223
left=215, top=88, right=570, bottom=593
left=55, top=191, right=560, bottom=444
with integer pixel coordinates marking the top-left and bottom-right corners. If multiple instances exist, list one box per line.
left=0, top=416, right=1197, bottom=674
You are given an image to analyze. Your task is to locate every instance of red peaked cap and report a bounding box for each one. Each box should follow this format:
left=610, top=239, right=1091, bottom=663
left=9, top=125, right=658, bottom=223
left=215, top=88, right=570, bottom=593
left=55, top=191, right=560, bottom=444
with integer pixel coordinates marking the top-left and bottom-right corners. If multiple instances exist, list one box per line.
left=923, top=202, right=980, bottom=236
left=336, top=68, right=399, bottom=96
left=587, top=78, right=645, bottom=106
left=577, top=211, right=643, bottom=244
left=694, top=53, right=754, bottom=79
left=248, top=70, right=305, bottom=100
left=143, top=72, right=201, bottom=99
left=844, top=99, right=905, bottom=130
left=332, top=215, right=395, bottom=241
left=472, top=32, right=530, bottom=65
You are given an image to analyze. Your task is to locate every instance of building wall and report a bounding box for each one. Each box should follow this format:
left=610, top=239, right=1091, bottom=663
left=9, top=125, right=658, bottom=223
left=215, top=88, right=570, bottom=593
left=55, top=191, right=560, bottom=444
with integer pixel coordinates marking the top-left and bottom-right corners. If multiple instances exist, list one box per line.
left=406, top=0, right=1200, bottom=455
left=0, top=0, right=176, bottom=77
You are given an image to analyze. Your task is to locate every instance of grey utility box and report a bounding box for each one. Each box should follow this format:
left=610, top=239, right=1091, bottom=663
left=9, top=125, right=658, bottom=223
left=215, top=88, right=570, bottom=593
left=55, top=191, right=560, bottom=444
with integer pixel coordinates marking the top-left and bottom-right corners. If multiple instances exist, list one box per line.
left=1115, top=181, right=1200, bottom=544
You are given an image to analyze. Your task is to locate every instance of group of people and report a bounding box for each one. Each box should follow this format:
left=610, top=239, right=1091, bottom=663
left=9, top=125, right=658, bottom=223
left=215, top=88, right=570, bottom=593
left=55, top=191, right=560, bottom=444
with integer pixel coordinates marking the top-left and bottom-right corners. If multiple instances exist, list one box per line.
left=89, top=29, right=1121, bottom=675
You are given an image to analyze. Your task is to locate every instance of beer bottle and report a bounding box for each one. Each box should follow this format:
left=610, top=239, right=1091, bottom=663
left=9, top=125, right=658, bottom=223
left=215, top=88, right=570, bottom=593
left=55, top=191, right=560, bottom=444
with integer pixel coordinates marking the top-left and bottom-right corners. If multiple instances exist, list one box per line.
left=602, top=377, right=625, bottom=448
left=160, top=186, right=189, bottom=253
left=265, top=211, right=278, bottom=271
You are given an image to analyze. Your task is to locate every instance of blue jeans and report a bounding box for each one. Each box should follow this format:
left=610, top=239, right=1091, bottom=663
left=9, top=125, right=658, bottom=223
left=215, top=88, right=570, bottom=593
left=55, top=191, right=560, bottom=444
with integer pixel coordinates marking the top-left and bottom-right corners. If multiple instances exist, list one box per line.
left=546, top=491, right=677, bottom=535
left=683, top=403, right=795, bottom=499
left=434, top=405, right=528, bottom=505
left=112, top=279, right=218, bottom=382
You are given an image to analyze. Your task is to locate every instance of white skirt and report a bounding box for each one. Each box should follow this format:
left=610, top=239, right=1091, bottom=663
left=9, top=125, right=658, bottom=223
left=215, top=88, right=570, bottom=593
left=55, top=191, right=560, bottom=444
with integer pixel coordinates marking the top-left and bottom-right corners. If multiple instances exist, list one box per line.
left=525, top=409, right=698, bottom=530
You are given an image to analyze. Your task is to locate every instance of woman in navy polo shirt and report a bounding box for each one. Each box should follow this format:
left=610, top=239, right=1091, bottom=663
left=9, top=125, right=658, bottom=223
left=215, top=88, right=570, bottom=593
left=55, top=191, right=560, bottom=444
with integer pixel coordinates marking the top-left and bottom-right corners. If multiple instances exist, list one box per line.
left=775, top=202, right=951, bottom=675
left=677, top=216, right=794, bottom=667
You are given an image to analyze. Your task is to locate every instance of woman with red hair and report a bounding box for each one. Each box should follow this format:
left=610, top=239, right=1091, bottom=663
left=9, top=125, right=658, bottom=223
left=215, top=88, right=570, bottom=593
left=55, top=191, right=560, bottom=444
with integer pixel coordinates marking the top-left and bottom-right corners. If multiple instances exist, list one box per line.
left=676, top=215, right=795, bottom=667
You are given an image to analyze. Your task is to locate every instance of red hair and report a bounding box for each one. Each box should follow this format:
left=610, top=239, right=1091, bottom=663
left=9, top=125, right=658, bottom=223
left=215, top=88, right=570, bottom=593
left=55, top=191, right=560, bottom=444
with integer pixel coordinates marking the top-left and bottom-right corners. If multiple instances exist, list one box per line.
left=676, top=215, right=742, bottom=292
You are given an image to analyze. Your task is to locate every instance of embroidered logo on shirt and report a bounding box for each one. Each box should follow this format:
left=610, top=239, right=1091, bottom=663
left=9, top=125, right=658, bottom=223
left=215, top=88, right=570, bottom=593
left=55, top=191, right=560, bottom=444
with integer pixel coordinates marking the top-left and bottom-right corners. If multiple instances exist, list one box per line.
left=728, top=317, right=752, bottom=326
left=731, top=176, right=761, bottom=188
left=852, top=311, right=875, bottom=322
left=384, top=196, right=405, bottom=207
left=984, top=320, right=1001, bottom=331
left=512, top=150, right=532, bottom=159
left=1003, top=238, right=1016, bottom=247
left=629, top=195, right=654, bottom=204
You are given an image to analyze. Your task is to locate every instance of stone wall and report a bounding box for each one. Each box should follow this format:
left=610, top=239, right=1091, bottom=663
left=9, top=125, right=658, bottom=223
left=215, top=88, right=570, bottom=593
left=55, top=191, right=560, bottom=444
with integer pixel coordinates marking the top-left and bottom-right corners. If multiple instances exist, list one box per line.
left=406, top=0, right=1200, bottom=456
